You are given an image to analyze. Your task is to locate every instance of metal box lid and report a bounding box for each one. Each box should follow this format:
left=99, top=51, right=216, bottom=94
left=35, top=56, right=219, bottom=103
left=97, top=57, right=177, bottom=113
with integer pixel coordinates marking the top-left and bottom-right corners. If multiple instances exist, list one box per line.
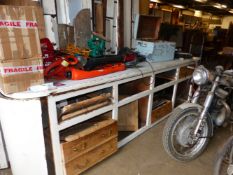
left=135, top=15, right=162, bottom=42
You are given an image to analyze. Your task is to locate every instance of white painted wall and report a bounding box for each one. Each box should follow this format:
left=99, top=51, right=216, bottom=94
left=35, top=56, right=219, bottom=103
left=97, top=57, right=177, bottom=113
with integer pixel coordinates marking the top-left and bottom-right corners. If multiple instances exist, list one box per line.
left=42, top=0, right=56, bottom=15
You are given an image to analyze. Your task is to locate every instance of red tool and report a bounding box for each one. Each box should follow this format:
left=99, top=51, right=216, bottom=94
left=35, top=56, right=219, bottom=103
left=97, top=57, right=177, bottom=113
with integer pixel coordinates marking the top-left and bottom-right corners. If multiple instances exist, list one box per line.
left=66, top=63, right=126, bottom=80
left=40, top=38, right=56, bottom=68
left=44, top=56, right=78, bottom=79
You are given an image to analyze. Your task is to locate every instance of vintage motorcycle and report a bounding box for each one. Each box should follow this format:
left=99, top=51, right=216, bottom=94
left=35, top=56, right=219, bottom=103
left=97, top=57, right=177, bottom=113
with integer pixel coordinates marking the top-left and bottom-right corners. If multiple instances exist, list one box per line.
left=163, top=65, right=233, bottom=161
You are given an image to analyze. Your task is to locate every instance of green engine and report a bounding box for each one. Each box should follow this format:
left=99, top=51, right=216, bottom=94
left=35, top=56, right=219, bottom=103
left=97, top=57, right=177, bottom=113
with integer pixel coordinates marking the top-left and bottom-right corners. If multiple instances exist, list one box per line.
left=87, top=35, right=105, bottom=57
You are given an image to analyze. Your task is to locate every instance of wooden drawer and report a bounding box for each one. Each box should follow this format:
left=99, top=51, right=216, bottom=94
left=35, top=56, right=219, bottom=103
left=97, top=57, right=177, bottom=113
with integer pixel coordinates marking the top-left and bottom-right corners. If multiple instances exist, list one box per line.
left=65, top=137, right=118, bottom=175
left=151, top=100, right=172, bottom=123
left=61, top=119, right=117, bottom=163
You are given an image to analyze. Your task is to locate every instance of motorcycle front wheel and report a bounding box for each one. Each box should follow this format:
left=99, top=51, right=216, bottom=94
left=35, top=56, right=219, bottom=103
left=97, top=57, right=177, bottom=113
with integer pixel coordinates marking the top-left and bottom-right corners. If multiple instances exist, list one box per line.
left=163, top=105, right=212, bottom=161
left=214, top=136, right=233, bottom=175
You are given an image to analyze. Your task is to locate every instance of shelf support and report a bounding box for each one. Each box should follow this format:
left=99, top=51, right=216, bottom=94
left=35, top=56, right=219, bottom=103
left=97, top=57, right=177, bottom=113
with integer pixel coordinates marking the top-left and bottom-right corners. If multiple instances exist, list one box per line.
left=47, top=97, right=65, bottom=175
left=172, top=67, right=180, bottom=109
left=112, top=84, right=119, bottom=120
left=146, top=74, right=155, bottom=126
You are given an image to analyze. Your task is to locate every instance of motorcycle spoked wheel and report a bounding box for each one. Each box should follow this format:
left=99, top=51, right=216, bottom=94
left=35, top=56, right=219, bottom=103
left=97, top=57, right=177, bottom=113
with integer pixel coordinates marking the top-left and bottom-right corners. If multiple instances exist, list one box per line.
left=214, top=136, right=233, bottom=175
left=163, top=106, right=212, bottom=161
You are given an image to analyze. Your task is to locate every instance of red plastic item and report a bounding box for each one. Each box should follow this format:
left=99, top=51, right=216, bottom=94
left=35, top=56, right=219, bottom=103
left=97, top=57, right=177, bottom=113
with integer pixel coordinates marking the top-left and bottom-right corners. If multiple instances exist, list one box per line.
left=44, top=56, right=78, bottom=79
left=40, top=38, right=56, bottom=68
left=67, top=63, right=126, bottom=80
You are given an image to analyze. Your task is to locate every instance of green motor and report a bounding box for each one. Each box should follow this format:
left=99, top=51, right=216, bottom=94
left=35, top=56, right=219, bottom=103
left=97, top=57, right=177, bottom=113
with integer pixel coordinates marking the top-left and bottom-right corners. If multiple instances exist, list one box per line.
left=87, top=35, right=105, bottom=57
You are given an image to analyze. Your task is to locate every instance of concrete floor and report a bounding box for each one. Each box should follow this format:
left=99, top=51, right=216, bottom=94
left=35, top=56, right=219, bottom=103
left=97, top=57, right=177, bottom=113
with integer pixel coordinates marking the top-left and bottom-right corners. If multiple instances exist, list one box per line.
left=84, top=121, right=231, bottom=175
left=0, top=120, right=231, bottom=175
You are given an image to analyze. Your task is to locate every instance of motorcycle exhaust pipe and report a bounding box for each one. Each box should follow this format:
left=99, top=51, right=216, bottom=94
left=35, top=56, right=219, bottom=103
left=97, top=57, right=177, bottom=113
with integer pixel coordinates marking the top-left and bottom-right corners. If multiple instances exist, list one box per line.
left=215, top=100, right=231, bottom=126
left=221, top=100, right=231, bottom=120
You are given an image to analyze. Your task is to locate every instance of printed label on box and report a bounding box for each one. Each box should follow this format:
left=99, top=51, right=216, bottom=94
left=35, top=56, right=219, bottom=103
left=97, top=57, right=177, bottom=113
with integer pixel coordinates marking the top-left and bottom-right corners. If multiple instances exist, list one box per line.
left=0, top=65, right=43, bottom=76
left=0, top=20, right=38, bottom=29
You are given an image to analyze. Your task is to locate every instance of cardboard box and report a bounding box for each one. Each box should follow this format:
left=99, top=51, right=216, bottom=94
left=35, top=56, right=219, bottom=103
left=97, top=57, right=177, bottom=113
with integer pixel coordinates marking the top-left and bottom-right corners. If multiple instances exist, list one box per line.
left=0, top=0, right=40, bottom=6
left=118, top=98, right=138, bottom=131
left=0, top=5, right=44, bottom=60
left=0, top=57, right=44, bottom=94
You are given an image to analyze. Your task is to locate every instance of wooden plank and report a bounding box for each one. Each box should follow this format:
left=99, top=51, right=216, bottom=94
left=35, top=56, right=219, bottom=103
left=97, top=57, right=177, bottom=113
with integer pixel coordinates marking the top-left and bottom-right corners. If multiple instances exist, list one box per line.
left=61, top=119, right=117, bottom=163
left=118, top=99, right=138, bottom=131
left=61, top=101, right=110, bottom=121
left=95, top=1, right=104, bottom=34
left=151, top=100, right=172, bottom=123
left=60, top=93, right=111, bottom=116
left=0, top=0, right=39, bottom=6
left=105, top=97, right=138, bottom=131
left=74, top=9, right=92, bottom=48
left=65, top=137, right=117, bottom=175
left=139, top=0, right=149, bottom=15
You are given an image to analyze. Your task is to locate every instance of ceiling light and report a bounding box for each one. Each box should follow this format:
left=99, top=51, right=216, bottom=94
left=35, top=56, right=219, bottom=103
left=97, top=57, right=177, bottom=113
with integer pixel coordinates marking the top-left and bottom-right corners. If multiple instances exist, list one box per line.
left=221, top=4, right=227, bottom=8
left=172, top=4, right=185, bottom=9
left=150, top=0, right=162, bottom=3
left=194, top=10, right=202, bottom=17
left=213, top=3, right=227, bottom=9
left=194, top=0, right=207, bottom=3
left=229, top=9, right=233, bottom=14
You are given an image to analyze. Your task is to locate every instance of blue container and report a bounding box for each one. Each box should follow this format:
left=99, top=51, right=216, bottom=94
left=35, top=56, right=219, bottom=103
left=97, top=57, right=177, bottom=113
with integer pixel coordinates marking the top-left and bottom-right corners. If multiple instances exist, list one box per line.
left=147, top=41, right=176, bottom=62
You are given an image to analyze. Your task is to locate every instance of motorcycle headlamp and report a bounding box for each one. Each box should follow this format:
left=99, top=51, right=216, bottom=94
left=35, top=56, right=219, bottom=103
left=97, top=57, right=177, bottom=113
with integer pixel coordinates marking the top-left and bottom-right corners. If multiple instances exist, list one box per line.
left=192, top=66, right=210, bottom=85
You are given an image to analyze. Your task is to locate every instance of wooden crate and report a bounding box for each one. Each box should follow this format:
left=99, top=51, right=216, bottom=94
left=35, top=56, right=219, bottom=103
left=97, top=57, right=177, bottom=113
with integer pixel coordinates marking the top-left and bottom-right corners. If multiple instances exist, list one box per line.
left=61, top=119, right=118, bottom=174
left=118, top=98, right=138, bottom=131
left=65, top=138, right=117, bottom=175
left=156, top=65, right=194, bottom=80
left=118, top=78, right=150, bottom=125
left=151, top=100, right=172, bottom=123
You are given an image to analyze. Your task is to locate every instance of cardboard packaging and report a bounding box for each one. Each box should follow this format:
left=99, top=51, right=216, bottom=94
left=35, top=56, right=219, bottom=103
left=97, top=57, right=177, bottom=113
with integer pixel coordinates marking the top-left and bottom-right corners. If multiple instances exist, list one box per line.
left=0, top=0, right=40, bottom=6
left=0, top=57, right=44, bottom=94
left=0, top=5, right=45, bottom=60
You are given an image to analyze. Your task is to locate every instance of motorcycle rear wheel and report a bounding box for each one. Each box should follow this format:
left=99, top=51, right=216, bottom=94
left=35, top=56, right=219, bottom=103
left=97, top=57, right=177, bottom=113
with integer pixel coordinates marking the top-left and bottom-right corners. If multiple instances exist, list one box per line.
left=214, top=136, right=233, bottom=175
left=163, top=105, right=212, bottom=161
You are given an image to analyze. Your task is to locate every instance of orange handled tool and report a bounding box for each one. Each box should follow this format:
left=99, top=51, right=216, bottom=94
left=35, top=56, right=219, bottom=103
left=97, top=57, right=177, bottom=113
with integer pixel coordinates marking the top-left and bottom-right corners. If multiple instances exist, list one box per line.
left=66, top=63, right=126, bottom=80
left=44, top=56, right=78, bottom=79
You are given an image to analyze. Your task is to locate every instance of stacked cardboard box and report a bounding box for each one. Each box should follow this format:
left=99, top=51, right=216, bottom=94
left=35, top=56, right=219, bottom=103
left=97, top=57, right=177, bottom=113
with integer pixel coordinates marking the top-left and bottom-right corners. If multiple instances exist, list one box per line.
left=0, top=5, right=45, bottom=94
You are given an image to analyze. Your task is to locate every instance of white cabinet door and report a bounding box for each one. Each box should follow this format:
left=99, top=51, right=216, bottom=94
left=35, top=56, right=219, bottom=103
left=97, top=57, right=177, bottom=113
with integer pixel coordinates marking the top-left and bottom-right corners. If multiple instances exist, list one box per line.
left=0, top=125, right=8, bottom=169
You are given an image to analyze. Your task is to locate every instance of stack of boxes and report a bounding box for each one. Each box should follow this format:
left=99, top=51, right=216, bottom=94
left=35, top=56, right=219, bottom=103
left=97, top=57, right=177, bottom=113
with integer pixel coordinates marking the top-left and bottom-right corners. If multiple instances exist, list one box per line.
left=0, top=5, right=45, bottom=94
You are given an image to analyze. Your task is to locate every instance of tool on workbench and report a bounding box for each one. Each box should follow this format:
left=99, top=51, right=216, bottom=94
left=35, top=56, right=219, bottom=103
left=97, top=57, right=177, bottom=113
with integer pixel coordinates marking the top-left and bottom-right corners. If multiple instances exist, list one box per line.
left=65, top=44, right=90, bottom=58
left=83, top=47, right=145, bottom=70
left=40, top=38, right=56, bottom=68
left=66, top=63, right=126, bottom=80
left=44, top=55, right=78, bottom=79
left=87, top=32, right=109, bottom=57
